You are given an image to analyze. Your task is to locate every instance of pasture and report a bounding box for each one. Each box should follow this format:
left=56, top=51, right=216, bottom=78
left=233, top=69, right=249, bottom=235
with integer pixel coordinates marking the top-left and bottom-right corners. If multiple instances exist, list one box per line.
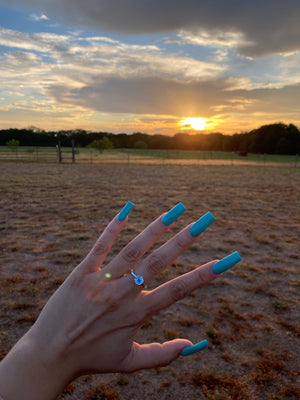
left=0, top=162, right=299, bottom=399
left=0, top=146, right=299, bottom=167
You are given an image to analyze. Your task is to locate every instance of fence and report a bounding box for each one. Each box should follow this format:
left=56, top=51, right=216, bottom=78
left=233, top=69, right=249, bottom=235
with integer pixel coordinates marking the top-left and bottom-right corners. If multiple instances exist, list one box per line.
left=0, top=146, right=59, bottom=162
left=0, top=141, right=76, bottom=164
left=0, top=146, right=299, bottom=167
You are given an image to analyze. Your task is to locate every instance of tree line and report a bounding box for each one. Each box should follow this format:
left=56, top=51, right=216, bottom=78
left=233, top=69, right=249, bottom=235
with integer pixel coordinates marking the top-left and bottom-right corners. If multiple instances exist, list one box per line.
left=1, top=123, right=299, bottom=155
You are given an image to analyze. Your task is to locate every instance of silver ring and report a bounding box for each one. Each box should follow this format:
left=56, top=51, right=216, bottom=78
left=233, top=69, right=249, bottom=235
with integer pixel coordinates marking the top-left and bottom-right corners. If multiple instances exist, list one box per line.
left=130, top=270, right=145, bottom=286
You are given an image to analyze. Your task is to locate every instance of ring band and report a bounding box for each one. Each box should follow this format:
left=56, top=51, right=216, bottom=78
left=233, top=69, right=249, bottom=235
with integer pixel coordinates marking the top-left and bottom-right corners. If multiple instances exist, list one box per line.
left=130, top=270, right=145, bottom=286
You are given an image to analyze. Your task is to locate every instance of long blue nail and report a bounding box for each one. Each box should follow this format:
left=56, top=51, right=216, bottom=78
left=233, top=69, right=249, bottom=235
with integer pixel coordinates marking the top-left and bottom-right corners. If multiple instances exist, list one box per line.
left=181, top=340, right=208, bottom=356
left=162, top=202, right=186, bottom=226
left=189, top=212, right=215, bottom=237
left=213, top=251, right=241, bottom=274
left=117, top=201, right=134, bottom=221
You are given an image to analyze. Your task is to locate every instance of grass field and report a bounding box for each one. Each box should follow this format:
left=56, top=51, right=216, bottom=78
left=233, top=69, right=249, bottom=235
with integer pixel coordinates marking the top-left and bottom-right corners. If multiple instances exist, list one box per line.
left=0, top=146, right=299, bottom=166
left=0, top=162, right=299, bottom=399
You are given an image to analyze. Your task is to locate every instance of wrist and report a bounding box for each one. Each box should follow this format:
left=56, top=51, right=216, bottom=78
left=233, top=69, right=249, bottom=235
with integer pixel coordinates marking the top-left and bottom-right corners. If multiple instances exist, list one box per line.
left=0, top=327, right=74, bottom=400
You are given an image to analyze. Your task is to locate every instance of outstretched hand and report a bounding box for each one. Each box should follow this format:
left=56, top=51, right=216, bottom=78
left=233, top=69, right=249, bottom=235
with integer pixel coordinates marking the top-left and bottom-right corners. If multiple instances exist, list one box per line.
left=0, top=202, right=241, bottom=400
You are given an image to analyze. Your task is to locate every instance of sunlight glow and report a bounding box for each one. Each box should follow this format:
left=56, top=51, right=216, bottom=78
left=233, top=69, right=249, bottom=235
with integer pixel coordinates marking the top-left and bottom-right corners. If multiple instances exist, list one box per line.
left=179, top=117, right=208, bottom=131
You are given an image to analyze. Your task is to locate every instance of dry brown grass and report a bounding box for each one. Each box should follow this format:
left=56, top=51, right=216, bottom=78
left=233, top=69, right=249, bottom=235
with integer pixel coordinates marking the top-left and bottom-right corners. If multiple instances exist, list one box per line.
left=0, top=162, right=299, bottom=399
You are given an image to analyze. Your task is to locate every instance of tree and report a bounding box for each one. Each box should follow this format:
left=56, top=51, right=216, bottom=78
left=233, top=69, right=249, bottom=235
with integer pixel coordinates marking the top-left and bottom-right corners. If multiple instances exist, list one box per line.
left=87, top=137, right=113, bottom=152
left=134, top=140, right=148, bottom=149
left=6, top=138, right=20, bottom=151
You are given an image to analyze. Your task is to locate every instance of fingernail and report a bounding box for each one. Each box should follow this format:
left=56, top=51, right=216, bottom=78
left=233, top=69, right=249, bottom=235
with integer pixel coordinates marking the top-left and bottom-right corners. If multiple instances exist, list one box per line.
left=189, top=212, right=215, bottom=237
left=181, top=340, right=208, bottom=356
left=117, top=201, right=134, bottom=221
left=212, top=251, right=242, bottom=274
left=162, top=202, right=186, bottom=226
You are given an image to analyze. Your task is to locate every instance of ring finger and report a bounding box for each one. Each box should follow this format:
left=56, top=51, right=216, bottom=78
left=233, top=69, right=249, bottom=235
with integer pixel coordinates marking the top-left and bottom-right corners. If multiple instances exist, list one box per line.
left=131, top=212, right=215, bottom=287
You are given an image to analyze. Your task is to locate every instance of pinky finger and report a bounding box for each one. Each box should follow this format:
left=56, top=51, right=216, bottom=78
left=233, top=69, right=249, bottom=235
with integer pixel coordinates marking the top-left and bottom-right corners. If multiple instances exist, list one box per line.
left=145, top=252, right=241, bottom=316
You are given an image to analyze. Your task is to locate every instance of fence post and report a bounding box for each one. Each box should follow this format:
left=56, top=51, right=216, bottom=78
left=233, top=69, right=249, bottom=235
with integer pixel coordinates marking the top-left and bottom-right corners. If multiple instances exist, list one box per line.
left=72, top=140, right=75, bottom=164
left=58, top=141, right=62, bottom=163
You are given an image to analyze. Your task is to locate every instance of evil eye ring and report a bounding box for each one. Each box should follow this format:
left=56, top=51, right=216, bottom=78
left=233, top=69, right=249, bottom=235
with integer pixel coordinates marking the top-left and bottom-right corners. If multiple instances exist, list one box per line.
left=130, top=270, right=145, bottom=287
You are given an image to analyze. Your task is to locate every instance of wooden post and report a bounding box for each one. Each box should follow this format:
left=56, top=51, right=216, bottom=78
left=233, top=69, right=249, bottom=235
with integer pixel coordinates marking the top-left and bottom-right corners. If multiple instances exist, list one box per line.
left=72, top=140, right=75, bottom=164
left=58, top=141, right=62, bottom=163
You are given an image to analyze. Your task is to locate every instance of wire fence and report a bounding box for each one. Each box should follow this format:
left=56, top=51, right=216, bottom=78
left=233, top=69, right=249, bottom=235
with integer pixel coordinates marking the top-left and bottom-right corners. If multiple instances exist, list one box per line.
left=0, top=146, right=299, bottom=167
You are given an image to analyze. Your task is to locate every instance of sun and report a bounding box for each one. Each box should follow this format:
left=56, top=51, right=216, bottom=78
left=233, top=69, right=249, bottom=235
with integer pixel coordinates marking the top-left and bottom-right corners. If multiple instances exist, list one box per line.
left=179, top=117, right=208, bottom=131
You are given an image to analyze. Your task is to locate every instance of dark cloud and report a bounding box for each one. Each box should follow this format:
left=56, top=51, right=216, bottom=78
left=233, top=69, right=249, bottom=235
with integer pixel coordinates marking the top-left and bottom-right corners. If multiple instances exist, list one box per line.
left=236, top=84, right=300, bottom=113
left=2, top=0, right=300, bottom=56
left=45, top=75, right=300, bottom=118
left=46, top=76, right=232, bottom=117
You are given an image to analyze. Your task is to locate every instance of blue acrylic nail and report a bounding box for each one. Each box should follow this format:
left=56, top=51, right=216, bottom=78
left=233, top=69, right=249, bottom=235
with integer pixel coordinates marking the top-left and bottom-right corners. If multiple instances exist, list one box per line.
left=117, top=201, right=134, bottom=221
left=162, top=202, right=186, bottom=226
left=212, top=251, right=241, bottom=274
left=181, top=340, right=208, bottom=356
left=189, top=212, right=215, bottom=237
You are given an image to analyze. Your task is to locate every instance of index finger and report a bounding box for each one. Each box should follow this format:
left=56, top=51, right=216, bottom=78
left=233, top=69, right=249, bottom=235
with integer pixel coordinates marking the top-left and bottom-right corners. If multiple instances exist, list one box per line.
left=106, top=203, right=187, bottom=278
left=80, top=202, right=134, bottom=273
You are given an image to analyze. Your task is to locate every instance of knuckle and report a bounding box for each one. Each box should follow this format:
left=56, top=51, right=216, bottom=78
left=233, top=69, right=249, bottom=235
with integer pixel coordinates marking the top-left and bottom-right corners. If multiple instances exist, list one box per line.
left=197, top=268, right=212, bottom=286
left=99, top=284, right=120, bottom=310
left=105, top=297, right=119, bottom=312
left=126, top=307, right=146, bottom=326
left=122, top=245, right=142, bottom=264
left=134, top=310, right=146, bottom=326
left=68, top=270, right=83, bottom=289
left=148, top=220, right=162, bottom=237
left=146, top=253, right=166, bottom=275
left=168, top=280, right=189, bottom=302
left=158, top=345, right=172, bottom=367
left=106, top=224, right=116, bottom=236
left=174, top=232, right=189, bottom=250
left=93, top=238, right=109, bottom=256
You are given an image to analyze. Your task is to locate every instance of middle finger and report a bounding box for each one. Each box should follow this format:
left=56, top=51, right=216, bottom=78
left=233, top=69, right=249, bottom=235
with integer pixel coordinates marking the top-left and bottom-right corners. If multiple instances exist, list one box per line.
left=106, top=203, right=186, bottom=278
left=132, top=211, right=215, bottom=286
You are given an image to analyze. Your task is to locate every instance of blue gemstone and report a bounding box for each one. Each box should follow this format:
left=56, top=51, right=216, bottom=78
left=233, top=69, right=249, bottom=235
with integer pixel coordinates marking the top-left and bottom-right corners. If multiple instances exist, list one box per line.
left=135, top=276, right=144, bottom=285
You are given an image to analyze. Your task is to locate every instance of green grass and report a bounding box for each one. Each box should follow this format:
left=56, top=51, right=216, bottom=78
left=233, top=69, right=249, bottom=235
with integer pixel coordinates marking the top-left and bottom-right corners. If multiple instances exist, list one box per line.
left=0, top=146, right=298, bottom=164
left=116, top=148, right=298, bottom=163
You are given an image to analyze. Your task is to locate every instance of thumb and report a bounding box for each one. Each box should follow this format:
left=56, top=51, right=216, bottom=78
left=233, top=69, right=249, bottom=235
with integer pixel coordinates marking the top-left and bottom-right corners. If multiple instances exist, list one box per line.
left=123, top=339, right=193, bottom=372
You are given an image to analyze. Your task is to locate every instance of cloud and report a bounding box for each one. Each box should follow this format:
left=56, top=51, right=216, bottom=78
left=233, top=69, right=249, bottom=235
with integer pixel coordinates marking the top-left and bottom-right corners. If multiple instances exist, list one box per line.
left=238, top=84, right=300, bottom=114
left=0, top=26, right=229, bottom=121
left=44, top=73, right=300, bottom=122
left=28, top=12, right=49, bottom=22
left=1, top=21, right=299, bottom=133
left=177, top=30, right=254, bottom=50
left=2, top=0, right=300, bottom=56
left=0, top=28, right=70, bottom=54
left=46, top=76, right=228, bottom=116
left=0, top=27, right=224, bottom=86
left=0, top=51, right=43, bottom=78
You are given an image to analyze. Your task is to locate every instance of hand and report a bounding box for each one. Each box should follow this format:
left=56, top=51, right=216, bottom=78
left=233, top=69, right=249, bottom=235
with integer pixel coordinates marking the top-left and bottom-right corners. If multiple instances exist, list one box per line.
left=0, top=202, right=241, bottom=400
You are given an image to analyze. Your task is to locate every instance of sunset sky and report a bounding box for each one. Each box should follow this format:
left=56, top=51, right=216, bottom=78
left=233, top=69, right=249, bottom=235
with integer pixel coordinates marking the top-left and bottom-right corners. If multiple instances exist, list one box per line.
left=0, top=0, right=300, bottom=135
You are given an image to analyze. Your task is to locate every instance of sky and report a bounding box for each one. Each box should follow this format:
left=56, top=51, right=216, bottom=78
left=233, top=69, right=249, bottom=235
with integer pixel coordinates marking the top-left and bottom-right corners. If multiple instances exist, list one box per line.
left=0, top=0, right=300, bottom=135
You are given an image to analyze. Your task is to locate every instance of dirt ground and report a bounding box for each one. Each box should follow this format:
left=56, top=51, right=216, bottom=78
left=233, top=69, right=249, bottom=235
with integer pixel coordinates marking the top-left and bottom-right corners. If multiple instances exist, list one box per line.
left=0, top=162, right=299, bottom=400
